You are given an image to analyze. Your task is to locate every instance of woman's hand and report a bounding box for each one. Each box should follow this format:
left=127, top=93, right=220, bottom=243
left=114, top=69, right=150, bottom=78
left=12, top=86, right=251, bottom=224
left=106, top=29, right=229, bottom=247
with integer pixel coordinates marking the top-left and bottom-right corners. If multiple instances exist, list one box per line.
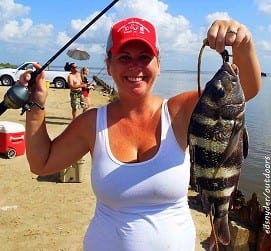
left=27, top=63, right=48, bottom=107
left=205, top=19, right=252, bottom=53
left=18, top=70, right=32, bottom=86
left=205, top=19, right=261, bottom=101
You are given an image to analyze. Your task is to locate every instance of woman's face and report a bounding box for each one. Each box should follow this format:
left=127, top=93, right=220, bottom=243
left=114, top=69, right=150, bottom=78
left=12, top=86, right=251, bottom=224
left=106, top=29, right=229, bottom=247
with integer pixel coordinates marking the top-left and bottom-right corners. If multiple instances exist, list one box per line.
left=84, top=68, right=89, bottom=75
left=107, top=41, right=160, bottom=98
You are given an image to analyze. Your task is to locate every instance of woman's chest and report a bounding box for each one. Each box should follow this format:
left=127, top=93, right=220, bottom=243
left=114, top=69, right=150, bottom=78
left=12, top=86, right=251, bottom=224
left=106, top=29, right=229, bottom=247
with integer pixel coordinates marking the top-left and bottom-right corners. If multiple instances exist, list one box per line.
left=108, top=118, right=161, bottom=163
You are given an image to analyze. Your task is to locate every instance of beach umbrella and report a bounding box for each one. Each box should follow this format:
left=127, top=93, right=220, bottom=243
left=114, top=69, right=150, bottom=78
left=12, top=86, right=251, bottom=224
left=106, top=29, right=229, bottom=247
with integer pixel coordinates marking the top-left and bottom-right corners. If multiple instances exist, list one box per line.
left=67, top=48, right=90, bottom=60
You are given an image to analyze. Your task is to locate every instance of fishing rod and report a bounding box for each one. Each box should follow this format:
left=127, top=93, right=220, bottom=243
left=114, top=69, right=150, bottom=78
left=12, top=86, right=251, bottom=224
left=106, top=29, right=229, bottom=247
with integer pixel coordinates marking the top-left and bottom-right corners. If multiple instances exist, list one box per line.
left=0, top=0, right=119, bottom=116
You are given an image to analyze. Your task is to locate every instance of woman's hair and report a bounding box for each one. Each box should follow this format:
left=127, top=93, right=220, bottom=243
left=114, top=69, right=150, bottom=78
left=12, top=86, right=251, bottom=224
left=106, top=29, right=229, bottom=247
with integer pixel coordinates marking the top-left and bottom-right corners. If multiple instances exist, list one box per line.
left=80, top=67, right=88, bottom=81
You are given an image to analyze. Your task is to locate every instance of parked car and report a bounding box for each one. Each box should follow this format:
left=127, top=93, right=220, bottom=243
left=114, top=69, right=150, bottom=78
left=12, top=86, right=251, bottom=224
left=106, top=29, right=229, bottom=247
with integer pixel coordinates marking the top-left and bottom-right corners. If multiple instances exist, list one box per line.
left=0, top=62, right=70, bottom=88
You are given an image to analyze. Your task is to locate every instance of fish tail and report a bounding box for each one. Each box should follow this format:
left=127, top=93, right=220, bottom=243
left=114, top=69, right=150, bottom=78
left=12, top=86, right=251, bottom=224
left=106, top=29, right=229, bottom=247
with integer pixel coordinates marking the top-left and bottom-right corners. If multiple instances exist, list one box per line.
left=209, top=214, right=230, bottom=248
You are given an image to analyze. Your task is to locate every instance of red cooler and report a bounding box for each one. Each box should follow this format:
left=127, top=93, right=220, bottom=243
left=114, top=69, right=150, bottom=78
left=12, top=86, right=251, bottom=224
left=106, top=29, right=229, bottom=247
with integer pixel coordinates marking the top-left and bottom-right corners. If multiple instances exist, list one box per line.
left=0, top=121, right=25, bottom=158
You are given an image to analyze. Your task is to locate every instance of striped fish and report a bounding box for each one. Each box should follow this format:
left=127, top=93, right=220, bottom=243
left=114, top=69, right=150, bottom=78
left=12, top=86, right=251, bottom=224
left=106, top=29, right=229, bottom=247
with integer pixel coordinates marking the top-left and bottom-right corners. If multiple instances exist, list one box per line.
left=188, top=61, right=249, bottom=249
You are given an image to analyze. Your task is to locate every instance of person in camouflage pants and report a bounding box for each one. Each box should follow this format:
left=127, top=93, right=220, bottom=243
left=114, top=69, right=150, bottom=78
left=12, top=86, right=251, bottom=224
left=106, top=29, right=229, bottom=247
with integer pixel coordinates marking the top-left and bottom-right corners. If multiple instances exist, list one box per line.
left=67, top=63, right=87, bottom=119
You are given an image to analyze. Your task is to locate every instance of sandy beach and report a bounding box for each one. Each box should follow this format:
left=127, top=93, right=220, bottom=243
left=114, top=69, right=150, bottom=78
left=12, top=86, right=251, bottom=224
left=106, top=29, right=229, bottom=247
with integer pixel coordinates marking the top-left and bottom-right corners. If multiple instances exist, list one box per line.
left=0, top=85, right=211, bottom=251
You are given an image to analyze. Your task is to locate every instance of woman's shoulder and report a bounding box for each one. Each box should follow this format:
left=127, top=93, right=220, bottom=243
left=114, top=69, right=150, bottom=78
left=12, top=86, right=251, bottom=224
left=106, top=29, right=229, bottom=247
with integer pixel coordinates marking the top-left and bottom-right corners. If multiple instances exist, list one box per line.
left=73, top=108, right=98, bottom=137
left=168, top=91, right=198, bottom=114
left=166, top=90, right=199, bottom=127
left=72, top=107, right=98, bottom=128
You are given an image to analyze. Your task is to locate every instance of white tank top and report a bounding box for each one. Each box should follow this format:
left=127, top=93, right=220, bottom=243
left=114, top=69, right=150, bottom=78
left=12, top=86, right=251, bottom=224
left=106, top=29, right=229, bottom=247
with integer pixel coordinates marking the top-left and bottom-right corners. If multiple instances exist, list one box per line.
left=84, top=100, right=196, bottom=251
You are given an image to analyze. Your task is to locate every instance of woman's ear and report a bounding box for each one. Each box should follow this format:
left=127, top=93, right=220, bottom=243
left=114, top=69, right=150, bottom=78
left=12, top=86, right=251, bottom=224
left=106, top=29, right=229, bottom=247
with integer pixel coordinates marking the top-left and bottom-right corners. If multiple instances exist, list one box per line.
left=157, top=57, right=161, bottom=75
left=106, top=58, right=112, bottom=76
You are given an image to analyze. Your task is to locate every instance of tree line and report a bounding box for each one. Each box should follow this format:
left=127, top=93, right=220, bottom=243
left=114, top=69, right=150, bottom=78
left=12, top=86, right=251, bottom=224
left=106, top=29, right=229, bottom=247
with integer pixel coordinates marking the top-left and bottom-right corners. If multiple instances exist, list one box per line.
left=0, top=63, right=17, bottom=68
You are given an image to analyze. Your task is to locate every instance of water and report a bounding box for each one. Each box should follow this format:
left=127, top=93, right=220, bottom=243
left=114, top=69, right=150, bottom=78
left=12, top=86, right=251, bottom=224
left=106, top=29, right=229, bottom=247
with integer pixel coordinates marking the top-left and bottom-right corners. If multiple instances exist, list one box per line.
left=94, top=69, right=271, bottom=204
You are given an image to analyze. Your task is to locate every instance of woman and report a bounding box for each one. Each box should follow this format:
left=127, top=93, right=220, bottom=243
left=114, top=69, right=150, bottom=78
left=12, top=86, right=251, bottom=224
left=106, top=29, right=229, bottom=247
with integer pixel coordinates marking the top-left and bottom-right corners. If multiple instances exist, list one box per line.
left=80, top=66, right=94, bottom=110
left=25, top=17, right=261, bottom=250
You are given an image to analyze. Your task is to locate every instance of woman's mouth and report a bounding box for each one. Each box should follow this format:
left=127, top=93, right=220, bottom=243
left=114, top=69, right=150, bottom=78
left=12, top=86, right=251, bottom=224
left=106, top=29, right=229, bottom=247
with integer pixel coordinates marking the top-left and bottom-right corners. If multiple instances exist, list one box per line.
left=127, top=76, right=144, bottom=82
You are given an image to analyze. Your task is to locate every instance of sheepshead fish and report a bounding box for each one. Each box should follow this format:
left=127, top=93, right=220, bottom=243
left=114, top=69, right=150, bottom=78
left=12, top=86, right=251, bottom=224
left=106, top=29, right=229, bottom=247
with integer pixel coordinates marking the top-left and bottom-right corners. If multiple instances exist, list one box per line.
left=188, top=60, right=248, bottom=249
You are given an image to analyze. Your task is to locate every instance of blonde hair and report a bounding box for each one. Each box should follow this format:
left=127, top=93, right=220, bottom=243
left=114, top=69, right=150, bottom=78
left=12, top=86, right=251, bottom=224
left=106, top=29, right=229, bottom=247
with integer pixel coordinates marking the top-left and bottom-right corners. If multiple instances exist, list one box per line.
left=80, top=67, right=89, bottom=81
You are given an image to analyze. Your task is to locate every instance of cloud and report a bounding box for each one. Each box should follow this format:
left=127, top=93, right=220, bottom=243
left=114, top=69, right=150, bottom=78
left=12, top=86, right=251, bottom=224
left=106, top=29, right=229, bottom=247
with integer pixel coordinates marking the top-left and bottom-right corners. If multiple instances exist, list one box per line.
left=58, top=0, right=199, bottom=58
left=55, top=13, right=115, bottom=59
left=205, top=12, right=231, bottom=25
left=121, top=0, right=200, bottom=54
left=0, top=0, right=30, bottom=21
left=199, top=11, right=231, bottom=38
left=254, top=0, right=271, bottom=15
left=1, top=0, right=268, bottom=71
left=258, top=40, right=271, bottom=51
left=0, top=0, right=53, bottom=46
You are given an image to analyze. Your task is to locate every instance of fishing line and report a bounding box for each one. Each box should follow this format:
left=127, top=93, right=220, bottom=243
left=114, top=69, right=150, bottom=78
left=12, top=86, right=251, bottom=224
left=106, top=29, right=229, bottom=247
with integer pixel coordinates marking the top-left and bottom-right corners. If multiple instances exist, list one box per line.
left=197, top=43, right=206, bottom=98
left=197, top=42, right=231, bottom=99
left=210, top=204, right=219, bottom=251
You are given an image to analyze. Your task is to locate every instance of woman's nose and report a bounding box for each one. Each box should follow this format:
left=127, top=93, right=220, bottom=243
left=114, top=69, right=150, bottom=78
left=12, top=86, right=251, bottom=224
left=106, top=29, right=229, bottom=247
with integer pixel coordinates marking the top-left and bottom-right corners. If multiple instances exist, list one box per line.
left=127, top=59, right=143, bottom=69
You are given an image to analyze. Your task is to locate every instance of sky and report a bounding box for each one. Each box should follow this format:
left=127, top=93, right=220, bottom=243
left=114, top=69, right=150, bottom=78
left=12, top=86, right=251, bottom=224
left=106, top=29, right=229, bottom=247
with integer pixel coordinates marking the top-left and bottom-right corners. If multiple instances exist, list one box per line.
left=0, top=0, right=270, bottom=72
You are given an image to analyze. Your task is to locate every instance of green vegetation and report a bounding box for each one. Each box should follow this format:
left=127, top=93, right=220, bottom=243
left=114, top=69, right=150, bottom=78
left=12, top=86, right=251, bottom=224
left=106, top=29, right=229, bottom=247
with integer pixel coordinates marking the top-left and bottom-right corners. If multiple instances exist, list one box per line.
left=0, top=63, right=17, bottom=69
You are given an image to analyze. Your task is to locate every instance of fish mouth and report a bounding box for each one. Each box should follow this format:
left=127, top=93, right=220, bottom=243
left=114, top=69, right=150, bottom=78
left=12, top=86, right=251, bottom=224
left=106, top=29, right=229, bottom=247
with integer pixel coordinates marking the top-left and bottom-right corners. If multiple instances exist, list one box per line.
left=224, top=102, right=244, bottom=108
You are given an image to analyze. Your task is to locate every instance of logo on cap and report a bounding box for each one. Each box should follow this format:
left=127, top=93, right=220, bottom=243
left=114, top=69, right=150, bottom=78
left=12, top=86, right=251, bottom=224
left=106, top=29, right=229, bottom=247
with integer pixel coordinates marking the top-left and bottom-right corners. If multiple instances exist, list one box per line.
left=117, top=21, right=151, bottom=35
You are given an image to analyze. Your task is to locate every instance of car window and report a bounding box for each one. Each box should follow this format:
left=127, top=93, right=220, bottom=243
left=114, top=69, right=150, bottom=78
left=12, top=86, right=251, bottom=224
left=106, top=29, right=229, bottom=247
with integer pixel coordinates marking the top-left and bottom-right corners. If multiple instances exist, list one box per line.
left=18, top=63, right=35, bottom=71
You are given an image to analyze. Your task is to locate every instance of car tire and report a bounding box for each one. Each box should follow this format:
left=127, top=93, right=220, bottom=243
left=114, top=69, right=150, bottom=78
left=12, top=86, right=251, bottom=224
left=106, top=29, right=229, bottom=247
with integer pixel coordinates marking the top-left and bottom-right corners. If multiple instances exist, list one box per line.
left=0, top=75, right=14, bottom=86
left=53, top=77, right=67, bottom=89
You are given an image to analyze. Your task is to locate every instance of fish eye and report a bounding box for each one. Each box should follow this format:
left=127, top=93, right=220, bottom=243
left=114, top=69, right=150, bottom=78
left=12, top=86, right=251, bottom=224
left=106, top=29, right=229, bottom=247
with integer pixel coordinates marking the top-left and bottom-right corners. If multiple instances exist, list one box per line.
left=218, top=87, right=225, bottom=97
left=214, top=87, right=225, bottom=98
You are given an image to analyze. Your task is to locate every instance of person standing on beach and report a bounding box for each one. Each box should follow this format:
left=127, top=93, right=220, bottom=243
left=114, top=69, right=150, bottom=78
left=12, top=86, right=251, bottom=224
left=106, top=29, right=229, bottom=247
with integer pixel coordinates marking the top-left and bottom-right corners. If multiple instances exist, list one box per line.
left=80, top=66, right=95, bottom=111
left=67, top=63, right=88, bottom=119
left=25, top=17, right=261, bottom=251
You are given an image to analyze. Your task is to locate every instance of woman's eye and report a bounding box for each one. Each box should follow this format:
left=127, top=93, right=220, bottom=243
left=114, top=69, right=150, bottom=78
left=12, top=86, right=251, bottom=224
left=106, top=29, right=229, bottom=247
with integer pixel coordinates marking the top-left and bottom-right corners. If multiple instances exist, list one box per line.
left=118, top=55, right=131, bottom=63
left=139, top=54, right=152, bottom=63
left=116, top=54, right=153, bottom=64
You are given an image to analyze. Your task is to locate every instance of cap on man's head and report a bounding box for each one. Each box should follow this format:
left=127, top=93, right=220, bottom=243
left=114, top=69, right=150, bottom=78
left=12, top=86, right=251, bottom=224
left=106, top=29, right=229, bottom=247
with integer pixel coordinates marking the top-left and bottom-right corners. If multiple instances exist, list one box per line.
left=106, top=17, right=159, bottom=56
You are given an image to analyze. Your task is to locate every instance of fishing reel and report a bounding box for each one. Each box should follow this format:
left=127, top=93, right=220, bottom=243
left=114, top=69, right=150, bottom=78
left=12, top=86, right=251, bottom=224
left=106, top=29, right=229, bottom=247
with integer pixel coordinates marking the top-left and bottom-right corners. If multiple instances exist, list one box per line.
left=0, top=71, right=44, bottom=116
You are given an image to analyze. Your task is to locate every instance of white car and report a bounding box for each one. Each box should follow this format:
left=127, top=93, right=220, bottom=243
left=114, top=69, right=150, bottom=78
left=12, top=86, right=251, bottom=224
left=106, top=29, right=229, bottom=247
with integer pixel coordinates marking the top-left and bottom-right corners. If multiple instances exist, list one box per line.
left=0, top=62, right=70, bottom=88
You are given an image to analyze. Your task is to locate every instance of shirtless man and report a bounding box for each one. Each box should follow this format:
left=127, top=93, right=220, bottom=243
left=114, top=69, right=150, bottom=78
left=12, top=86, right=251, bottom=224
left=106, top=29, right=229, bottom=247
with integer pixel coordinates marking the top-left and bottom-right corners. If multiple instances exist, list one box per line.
left=67, top=63, right=87, bottom=119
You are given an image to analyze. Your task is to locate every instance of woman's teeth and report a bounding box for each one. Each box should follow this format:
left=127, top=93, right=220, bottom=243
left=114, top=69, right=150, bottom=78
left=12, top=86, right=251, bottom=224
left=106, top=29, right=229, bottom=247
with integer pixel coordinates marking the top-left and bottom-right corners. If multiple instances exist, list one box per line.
left=127, top=77, right=143, bottom=82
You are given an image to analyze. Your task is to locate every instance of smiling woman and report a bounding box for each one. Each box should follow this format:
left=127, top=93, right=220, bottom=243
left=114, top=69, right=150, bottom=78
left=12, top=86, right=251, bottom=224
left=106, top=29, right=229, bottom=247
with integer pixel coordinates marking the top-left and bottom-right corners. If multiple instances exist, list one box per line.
left=22, top=8, right=261, bottom=251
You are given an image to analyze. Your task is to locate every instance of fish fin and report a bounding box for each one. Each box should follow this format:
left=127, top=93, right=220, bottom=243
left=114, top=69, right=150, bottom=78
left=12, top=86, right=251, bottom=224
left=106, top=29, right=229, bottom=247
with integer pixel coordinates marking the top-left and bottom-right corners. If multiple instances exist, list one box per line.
left=216, top=118, right=244, bottom=167
left=209, top=215, right=230, bottom=248
left=243, top=126, right=249, bottom=159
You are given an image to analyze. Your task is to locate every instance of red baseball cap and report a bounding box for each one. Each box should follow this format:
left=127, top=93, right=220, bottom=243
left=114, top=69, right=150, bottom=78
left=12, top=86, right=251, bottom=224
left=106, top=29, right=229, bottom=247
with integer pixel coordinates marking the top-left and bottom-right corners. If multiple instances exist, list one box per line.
left=106, top=17, right=159, bottom=56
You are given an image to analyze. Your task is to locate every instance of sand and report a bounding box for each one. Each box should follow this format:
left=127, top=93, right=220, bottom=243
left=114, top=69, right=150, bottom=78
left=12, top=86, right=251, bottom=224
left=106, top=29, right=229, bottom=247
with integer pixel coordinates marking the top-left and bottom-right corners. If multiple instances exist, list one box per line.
left=0, top=85, right=210, bottom=251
